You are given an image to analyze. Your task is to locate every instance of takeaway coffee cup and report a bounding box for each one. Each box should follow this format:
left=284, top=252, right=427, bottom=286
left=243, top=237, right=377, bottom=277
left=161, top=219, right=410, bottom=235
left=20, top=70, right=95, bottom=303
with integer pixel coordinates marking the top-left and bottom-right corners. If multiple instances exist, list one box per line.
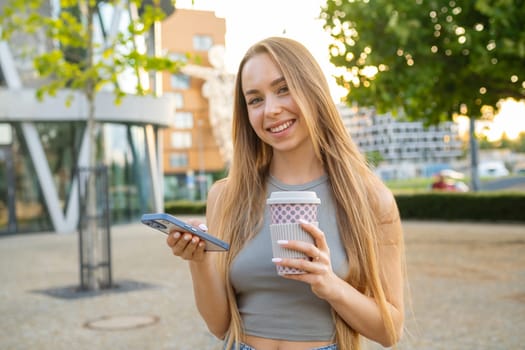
left=266, top=191, right=321, bottom=275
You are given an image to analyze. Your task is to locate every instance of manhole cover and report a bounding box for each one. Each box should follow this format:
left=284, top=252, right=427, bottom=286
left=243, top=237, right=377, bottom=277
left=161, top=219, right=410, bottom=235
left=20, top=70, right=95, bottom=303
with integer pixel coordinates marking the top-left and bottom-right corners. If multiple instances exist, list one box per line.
left=84, top=315, right=159, bottom=330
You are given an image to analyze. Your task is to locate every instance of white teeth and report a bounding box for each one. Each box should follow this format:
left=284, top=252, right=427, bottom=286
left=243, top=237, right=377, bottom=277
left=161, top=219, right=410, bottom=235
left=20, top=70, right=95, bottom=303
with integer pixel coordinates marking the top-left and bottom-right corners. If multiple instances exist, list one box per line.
left=270, top=121, right=293, bottom=133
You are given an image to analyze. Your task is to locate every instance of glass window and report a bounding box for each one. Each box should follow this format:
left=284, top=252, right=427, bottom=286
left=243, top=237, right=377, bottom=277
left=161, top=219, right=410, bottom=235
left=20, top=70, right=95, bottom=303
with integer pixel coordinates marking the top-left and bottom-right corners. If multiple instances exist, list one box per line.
left=104, top=123, right=154, bottom=222
left=170, top=131, right=192, bottom=149
left=0, top=66, right=6, bottom=87
left=168, top=52, right=188, bottom=63
left=10, top=125, right=52, bottom=232
left=0, top=124, right=13, bottom=145
left=174, top=112, right=193, bottom=129
left=171, top=74, right=190, bottom=89
left=193, top=35, right=213, bottom=51
left=169, top=153, right=188, bottom=167
left=35, top=122, right=84, bottom=211
left=173, top=93, right=184, bottom=109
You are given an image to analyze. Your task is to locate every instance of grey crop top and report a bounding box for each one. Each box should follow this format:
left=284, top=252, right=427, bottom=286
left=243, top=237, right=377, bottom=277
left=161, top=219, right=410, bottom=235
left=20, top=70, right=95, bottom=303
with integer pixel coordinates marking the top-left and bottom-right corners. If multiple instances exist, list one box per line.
left=230, top=175, right=349, bottom=341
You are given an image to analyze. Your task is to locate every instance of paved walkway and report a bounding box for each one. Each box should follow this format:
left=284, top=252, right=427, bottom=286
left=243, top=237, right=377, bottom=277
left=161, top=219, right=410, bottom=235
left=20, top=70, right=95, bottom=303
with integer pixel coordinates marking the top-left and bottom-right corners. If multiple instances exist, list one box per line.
left=0, top=219, right=524, bottom=350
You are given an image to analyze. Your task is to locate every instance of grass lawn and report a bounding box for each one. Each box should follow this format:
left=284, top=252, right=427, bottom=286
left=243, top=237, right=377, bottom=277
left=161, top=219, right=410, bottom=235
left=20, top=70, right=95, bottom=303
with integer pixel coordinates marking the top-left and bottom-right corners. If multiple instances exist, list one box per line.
left=385, top=178, right=435, bottom=193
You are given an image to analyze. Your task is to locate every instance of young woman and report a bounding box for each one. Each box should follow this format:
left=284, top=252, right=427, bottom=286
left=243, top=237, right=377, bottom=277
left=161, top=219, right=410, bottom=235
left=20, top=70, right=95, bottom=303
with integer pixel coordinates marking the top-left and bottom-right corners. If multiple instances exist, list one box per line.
left=166, top=36, right=405, bottom=350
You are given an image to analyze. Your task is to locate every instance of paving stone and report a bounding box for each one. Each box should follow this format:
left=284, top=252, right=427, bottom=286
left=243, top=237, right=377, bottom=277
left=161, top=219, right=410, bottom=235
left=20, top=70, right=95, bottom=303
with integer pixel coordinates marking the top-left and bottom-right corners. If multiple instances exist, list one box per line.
left=0, top=219, right=523, bottom=349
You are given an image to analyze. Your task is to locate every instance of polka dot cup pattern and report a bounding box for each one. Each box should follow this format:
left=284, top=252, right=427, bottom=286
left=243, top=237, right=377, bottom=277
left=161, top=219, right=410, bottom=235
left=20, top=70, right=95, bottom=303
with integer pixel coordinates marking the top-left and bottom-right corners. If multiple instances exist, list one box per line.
left=270, top=203, right=318, bottom=224
left=267, top=191, right=321, bottom=224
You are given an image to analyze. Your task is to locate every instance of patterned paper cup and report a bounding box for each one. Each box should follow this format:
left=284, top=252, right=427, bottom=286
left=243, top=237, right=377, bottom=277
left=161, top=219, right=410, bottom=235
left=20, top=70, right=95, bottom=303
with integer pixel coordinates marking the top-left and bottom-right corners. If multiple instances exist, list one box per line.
left=267, top=191, right=321, bottom=275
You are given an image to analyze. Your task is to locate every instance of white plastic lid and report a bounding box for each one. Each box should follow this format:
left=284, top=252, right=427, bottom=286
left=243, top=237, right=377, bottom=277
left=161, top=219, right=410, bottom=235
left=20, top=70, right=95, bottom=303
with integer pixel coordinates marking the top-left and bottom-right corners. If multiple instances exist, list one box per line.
left=266, top=191, right=321, bottom=204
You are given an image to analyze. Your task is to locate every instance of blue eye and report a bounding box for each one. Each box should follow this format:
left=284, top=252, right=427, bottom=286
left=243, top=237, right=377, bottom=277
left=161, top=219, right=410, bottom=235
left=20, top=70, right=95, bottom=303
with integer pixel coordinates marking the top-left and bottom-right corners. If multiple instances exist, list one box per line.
left=278, top=85, right=289, bottom=94
left=247, top=97, right=262, bottom=105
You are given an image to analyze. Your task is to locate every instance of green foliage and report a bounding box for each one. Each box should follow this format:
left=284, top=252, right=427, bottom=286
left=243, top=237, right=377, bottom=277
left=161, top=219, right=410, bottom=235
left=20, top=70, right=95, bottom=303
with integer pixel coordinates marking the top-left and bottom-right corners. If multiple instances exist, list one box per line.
left=395, top=192, right=525, bottom=222
left=365, top=150, right=384, bottom=168
left=165, top=200, right=207, bottom=215
left=0, top=0, right=184, bottom=104
left=321, top=0, right=525, bottom=122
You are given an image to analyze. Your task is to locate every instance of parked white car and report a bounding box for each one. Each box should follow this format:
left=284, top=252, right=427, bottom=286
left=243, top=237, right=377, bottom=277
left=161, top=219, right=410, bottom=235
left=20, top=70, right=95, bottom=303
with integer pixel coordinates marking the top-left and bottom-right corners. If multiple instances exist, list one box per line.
left=479, top=161, right=510, bottom=177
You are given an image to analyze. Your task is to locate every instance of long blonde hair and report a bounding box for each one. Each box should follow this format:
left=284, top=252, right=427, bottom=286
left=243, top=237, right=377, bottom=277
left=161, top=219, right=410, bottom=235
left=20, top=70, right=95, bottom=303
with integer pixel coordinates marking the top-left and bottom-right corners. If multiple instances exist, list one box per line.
left=214, top=37, right=398, bottom=350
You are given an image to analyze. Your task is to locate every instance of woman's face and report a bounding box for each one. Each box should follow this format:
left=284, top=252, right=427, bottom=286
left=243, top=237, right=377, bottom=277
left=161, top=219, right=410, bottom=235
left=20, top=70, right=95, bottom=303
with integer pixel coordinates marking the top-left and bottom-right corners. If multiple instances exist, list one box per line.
left=241, top=52, right=311, bottom=155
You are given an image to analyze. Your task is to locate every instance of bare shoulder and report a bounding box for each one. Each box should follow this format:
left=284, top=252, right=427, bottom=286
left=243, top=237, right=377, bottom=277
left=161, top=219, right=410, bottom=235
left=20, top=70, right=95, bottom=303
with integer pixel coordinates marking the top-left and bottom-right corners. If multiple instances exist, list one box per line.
left=207, top=178, right=228, bottom=207
left=372, top=179, right=397, bottom=219
left=206, top=178, right=229, bottom=227
left=372, top=179, right=402, bottom=245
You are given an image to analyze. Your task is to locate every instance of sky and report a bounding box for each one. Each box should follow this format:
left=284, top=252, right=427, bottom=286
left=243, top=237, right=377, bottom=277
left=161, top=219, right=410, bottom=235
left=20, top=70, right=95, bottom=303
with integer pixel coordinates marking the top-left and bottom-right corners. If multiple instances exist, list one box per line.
left=176, top=0, right=524, bottom=140
left=176, top=0, right=347, bottom=100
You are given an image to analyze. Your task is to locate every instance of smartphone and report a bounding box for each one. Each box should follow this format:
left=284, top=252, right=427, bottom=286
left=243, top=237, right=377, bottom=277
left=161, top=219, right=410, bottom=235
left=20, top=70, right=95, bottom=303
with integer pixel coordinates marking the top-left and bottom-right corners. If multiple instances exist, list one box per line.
left=141, top=213, right=229, bottom=252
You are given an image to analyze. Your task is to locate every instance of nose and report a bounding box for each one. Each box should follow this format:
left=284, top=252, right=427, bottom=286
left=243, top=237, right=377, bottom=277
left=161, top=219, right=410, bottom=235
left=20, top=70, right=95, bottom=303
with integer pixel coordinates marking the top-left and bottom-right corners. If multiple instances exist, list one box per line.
left=264, top=95, right=283, bottom=117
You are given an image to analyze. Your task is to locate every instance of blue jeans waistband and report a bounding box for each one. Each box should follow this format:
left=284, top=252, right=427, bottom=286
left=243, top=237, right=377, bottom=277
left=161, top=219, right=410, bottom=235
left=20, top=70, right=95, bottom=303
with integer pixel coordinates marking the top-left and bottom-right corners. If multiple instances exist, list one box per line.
left=228, top=343, right=337, bottom=350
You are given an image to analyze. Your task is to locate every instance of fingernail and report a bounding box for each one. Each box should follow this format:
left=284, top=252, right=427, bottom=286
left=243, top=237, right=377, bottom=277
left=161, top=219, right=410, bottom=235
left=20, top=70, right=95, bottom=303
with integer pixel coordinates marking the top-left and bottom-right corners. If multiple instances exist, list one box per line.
left=272, top=258, right=282, bottom=263
left=183, top=234, right=191, bottom=241
left=277, top=240, right=288, bottom=245
left=198, top=224, right=208, bottom=231
left=191, top=237, right=198, bottom=244
left=173, top=232, right=180, bottom=239
left=298, top=219, right=309, bottom=224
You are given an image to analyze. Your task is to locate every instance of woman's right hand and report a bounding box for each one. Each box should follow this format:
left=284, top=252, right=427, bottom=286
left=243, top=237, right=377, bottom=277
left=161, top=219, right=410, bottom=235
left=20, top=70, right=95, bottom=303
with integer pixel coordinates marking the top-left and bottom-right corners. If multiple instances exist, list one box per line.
left=166, top=221, right=207, bottom=261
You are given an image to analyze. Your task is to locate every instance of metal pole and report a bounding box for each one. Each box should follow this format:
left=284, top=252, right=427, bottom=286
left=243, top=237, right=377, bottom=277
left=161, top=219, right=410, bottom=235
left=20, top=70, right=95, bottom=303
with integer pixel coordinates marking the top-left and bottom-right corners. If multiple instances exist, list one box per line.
left=469, top=116, right=480, bottom=191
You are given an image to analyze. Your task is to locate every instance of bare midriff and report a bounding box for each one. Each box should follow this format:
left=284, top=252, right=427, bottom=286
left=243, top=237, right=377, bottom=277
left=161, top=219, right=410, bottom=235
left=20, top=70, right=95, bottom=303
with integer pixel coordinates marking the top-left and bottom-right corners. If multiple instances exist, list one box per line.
left=244, top=335, right=333, bottom=350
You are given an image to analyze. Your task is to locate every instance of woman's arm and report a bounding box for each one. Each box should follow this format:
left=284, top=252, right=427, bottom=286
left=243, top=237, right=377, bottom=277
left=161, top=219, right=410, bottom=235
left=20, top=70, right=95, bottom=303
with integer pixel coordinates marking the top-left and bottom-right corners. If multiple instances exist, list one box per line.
left=166, top=181, right=231, bottom=338
left=323, top=211, right=404, bottom=347
left=276, top=186, right=404, bottom=347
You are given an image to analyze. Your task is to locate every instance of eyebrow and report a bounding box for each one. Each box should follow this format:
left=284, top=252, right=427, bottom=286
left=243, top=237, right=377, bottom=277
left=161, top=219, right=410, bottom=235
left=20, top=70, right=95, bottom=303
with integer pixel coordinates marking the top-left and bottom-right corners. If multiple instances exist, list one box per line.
left=244, top=76, right=286, bottom=96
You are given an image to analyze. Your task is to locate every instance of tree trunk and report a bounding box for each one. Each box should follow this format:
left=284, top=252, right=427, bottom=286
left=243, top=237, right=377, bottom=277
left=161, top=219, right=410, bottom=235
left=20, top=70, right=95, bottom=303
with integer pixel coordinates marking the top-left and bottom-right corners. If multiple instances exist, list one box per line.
left=85, top=1, right=100, bottom=291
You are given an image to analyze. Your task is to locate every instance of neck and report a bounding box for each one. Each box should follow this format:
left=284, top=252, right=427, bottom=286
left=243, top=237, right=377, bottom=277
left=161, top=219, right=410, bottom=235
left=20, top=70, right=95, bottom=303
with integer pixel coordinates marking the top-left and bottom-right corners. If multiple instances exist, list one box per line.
left=270, top=150, right=325, bottom=185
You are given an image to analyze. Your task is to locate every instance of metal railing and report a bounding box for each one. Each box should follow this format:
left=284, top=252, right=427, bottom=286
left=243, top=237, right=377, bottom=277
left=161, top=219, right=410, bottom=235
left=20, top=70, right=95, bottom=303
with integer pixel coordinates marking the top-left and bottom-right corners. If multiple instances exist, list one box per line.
left=77, top=165, right=112, bottom=290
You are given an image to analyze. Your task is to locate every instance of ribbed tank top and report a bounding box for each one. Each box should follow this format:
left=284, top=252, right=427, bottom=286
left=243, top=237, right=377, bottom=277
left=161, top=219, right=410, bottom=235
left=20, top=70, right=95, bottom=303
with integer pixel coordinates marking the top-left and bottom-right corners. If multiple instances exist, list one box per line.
left=230, top=175, right=349, bottom=341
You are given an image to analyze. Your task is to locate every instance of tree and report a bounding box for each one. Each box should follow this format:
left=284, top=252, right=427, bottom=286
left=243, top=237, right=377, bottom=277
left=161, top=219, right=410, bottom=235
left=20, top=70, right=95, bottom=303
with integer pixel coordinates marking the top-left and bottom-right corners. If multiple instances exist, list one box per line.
left=321, top=0, right=525, bottom=190
left=0, top=0, right=184, bottom=290
left=366, top=150, right=384, bottom=168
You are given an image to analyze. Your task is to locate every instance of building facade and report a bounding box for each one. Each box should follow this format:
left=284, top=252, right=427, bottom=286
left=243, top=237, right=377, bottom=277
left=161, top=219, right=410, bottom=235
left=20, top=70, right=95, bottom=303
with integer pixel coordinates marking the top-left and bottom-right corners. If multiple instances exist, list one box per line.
left=0, top=1, right=177, bottom=234
left=160, top=9, right=229, bottom=202
left=339, top=105, right=464, bottom=179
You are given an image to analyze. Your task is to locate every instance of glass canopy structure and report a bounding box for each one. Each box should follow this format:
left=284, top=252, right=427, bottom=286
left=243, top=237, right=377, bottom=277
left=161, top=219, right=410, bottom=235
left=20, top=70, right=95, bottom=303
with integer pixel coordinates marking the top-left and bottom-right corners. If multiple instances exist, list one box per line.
left=0, top=0, right=176, bottom=234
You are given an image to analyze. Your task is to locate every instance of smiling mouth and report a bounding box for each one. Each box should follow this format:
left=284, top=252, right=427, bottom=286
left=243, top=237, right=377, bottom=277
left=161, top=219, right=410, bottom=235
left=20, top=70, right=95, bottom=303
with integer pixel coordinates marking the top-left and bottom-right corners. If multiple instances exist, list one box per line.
left=269, top=120, right=294, bottom=133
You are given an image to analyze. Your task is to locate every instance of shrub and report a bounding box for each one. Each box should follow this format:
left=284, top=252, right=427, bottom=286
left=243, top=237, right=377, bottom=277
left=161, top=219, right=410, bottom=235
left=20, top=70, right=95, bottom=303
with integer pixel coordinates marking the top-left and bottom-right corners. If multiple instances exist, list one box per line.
left=394, top=192, right=525, bottom=223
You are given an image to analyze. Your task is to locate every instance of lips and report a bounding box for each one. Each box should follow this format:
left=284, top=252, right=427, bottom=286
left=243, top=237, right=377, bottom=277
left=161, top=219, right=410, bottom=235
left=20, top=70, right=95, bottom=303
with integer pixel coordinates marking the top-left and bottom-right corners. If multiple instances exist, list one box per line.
left=268, top=120, right=295, bottom=133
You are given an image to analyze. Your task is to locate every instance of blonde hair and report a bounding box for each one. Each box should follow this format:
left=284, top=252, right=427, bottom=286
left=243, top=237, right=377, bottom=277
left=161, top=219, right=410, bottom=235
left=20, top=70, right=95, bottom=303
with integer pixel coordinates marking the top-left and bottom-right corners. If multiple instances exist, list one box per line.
left=214, top=37, right=399, bottom=350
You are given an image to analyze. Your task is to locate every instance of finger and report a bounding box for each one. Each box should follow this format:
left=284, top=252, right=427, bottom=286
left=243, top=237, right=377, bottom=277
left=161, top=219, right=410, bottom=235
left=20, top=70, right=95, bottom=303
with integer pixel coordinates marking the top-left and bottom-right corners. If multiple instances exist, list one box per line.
left=166, top=231, right=182, bottom=247
left=299, top=219, right=330, bottom=252
left=278, top=239, right=321, bottom=261
left=192, top=241, right=207, bottom=261
left=171, top=233, right=193, bottom=255
left=273, top=257, right=328, bottom=275
left=186, top=218, right=204, bottom=228
left=180, top=235, right=201, bottom=260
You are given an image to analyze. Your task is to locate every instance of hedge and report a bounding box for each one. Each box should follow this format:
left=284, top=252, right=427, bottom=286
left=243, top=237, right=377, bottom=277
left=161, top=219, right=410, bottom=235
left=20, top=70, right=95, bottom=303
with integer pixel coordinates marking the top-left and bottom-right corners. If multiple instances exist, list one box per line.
left=394, top=192, right=525, bottom=223
left=165, top=200, right=206, bottom=215
left=165, top=193, right=525, bottom=223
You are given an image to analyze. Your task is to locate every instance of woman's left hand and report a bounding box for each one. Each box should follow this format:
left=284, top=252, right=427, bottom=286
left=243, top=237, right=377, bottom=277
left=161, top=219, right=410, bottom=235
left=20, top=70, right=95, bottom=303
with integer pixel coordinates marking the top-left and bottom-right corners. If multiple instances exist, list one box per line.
left=273, top=220, right=341, bottom=299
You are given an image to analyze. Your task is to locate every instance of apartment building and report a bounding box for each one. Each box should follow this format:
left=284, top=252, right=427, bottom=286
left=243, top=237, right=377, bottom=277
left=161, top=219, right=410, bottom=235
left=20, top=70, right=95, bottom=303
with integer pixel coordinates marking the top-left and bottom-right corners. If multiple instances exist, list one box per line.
left=160, top=9, right=227, bottom=201
left=339, top=105, right=464, bottom=179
